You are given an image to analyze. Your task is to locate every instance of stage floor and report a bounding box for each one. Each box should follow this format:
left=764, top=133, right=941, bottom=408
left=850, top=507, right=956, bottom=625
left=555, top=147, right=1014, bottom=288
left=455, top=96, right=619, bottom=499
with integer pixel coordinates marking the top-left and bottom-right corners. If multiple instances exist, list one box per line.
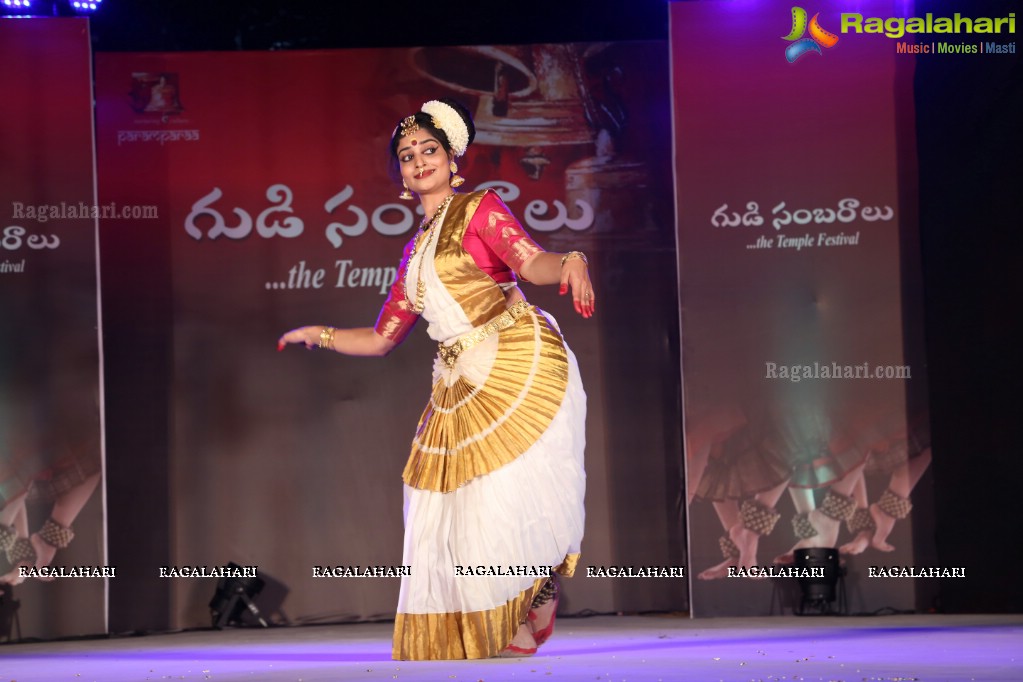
left=2, top=614, right=1020, bottom=682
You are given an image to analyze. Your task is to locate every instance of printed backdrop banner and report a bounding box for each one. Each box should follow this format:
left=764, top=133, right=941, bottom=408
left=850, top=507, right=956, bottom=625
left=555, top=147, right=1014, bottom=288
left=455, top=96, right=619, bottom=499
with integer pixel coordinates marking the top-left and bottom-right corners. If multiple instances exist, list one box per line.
left=0, top=19, right=105, bottom=639
left=671, top=0, right=934, bottom=616
left=95, top=42, right=684, bottom=628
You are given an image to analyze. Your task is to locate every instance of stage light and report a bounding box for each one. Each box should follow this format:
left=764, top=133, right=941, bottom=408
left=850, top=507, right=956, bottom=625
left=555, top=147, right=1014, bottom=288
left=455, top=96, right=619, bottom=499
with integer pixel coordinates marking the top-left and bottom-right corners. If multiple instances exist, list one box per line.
left=2, top=0, right=103, bottom=15
left=69, top=0, right=101, bottom=13
left=208, top=562, right=269, bottom=628
left=795, top=547, right=845, bottom=615
left=0, top=0, right=41, bottom=18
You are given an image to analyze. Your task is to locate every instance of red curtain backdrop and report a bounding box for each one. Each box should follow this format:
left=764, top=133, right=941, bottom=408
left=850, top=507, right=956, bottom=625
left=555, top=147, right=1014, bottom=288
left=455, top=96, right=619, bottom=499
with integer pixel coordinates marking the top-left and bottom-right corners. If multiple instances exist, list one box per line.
left=0, top=18, right=105, bottom=639
left=671, top=0, right=933, bottom=616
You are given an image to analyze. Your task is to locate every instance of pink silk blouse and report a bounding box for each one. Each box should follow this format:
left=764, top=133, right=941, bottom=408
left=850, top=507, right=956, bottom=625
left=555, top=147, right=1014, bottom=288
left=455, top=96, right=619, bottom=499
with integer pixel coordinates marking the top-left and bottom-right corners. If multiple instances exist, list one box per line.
left=373, top=190, right=542, bottom=344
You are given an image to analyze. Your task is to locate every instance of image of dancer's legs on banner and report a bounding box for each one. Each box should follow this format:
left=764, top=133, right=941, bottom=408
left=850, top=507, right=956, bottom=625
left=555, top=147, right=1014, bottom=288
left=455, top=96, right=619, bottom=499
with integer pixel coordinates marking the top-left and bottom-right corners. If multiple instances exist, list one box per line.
left=1, top=447, right=101, bottom=585
left=689, top=405, right=791, bottom=580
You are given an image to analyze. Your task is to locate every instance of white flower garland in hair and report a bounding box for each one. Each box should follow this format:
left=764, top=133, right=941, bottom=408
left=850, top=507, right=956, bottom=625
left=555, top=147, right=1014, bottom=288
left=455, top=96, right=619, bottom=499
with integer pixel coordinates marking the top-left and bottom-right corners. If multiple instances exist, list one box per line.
left=421, top=100, right=470, bottom=157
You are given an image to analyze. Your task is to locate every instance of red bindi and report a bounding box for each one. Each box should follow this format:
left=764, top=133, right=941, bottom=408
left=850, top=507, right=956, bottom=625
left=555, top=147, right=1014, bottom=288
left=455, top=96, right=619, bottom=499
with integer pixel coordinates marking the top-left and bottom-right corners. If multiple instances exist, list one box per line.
left=411, top=139, right=418, bottom=146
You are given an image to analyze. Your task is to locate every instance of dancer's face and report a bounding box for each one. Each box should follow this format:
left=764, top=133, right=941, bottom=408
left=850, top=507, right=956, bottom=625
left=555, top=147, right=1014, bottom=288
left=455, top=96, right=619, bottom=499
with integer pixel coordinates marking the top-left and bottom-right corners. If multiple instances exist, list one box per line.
left=396, top=130, right=451, bottom=196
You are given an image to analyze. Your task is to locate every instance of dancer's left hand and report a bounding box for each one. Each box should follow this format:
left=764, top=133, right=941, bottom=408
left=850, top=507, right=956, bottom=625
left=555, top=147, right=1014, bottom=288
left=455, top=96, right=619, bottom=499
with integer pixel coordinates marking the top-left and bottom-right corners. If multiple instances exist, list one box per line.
left=559, top=258, right=595, bottom=318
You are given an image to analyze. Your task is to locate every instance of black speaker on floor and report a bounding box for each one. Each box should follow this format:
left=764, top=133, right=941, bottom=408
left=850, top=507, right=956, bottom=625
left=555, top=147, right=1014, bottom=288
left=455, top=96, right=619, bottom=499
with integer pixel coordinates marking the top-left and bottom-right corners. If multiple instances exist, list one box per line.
left=208, top=562, right=267, bottom=628
left=0, top=584, right=21, bottom=642
left=795, top=547, right=845, bottom=615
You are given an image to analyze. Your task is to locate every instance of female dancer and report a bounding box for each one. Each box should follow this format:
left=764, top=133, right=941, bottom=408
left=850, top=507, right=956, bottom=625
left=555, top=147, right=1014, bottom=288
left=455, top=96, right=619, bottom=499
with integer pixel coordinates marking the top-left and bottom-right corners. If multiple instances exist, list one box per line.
left=278, top=98, right=592, bottom=659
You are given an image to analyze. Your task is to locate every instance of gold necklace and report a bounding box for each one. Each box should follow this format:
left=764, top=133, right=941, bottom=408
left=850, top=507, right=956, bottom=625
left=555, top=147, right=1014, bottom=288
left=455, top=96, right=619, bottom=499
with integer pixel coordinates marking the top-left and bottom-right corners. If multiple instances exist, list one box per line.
left=404, top=193, right=455, bottom=314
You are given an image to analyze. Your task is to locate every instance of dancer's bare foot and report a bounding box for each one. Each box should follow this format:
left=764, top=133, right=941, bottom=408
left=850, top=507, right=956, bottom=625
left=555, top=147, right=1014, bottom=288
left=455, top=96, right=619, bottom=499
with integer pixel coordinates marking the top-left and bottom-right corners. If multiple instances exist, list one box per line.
left=702, top=525, right=767, bottom=580
left=0, top=526, right=65, bottom=584
left=0, top=502, right=31, bottom=585
left=499, top=623, right=537, bottom=657
left=699, top=527, right=740, bottom=580
left=699, top=494, right=783, bottom=579
left=869, top=503, right=897, bottom=552
left=731, top=525, right=763, bottom=575
left=0, top=567, right=22, bottom=585
left=698, top=523, right=761, bottom=580
left=528, top=579, right=559, bottom=646
left=698, top=529, right=743, bottom=580
left=697, top=556, right=735, bottom=580
left=528, top=599, right=555, bottom=635
left=29, top=532, right=57, bottom=581
left=840, top=530, right=872, bottom=555
left=0, top=537, right=34, bottom=586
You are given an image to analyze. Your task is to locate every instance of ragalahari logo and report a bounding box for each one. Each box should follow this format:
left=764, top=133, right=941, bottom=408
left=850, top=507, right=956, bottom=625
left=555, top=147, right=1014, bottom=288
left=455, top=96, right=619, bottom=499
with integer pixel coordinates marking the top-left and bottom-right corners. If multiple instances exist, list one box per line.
left=783, top=7, right=840, bottom=62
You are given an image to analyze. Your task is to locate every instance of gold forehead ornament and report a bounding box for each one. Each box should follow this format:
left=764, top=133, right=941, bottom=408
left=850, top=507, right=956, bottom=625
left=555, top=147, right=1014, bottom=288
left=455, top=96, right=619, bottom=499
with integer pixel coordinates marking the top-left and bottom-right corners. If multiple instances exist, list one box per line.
left=399, top=115, right=420, bottom=138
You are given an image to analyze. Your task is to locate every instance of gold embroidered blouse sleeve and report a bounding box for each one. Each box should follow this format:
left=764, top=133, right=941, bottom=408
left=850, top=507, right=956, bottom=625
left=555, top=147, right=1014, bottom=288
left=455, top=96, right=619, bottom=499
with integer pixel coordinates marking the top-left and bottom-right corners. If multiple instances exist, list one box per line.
left=373, top=234, right=420, bottom=344
left=472, top=190, right=543, bottom=275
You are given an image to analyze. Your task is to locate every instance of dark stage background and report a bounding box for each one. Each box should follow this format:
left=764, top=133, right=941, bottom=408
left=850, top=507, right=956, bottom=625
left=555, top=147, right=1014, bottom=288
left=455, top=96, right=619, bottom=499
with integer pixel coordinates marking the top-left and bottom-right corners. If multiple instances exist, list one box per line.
left=0, top=0, right=1017, bottom=640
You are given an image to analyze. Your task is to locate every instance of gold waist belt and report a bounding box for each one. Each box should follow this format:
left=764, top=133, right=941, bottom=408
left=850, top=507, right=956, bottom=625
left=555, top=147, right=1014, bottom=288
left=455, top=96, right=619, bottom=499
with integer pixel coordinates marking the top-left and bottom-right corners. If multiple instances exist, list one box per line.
left=438, top=300, right=532, bottom=368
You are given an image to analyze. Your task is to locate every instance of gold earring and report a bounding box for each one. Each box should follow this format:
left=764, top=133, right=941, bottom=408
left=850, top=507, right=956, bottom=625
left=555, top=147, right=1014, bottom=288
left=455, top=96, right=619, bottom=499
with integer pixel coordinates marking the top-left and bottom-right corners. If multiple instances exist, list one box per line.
left=449, top=160, right=465, bottom=188
left=399, top=180, right=413, bottom=201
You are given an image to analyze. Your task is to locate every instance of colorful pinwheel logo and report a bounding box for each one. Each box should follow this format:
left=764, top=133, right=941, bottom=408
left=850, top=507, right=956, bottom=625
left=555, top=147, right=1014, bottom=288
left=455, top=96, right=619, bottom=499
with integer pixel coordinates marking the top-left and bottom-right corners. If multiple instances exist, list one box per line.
left=783, top=7, right=839, bottom=62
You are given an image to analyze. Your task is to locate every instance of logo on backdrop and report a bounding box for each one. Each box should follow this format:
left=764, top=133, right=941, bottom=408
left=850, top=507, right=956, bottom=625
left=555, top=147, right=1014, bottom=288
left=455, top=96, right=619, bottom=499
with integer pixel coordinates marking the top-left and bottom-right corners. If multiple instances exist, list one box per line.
left=129, top=72, right=184, bottom=114
left=783, top=7, right=840, bottom=62
left=119, top=72, right=199, bottom=145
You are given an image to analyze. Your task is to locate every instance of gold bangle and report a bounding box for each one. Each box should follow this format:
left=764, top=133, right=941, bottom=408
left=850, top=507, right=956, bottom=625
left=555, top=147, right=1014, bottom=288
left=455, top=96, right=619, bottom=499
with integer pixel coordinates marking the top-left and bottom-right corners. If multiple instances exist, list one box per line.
left=318, top=326, right=336, bottom=350
left=560, top=251, right=588, bottom=267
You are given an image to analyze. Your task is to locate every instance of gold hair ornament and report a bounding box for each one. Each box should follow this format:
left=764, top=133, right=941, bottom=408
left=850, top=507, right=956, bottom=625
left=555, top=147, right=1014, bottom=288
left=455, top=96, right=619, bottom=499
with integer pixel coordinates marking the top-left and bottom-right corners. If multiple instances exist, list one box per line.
left=399, top=115, right=420, bottom=138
